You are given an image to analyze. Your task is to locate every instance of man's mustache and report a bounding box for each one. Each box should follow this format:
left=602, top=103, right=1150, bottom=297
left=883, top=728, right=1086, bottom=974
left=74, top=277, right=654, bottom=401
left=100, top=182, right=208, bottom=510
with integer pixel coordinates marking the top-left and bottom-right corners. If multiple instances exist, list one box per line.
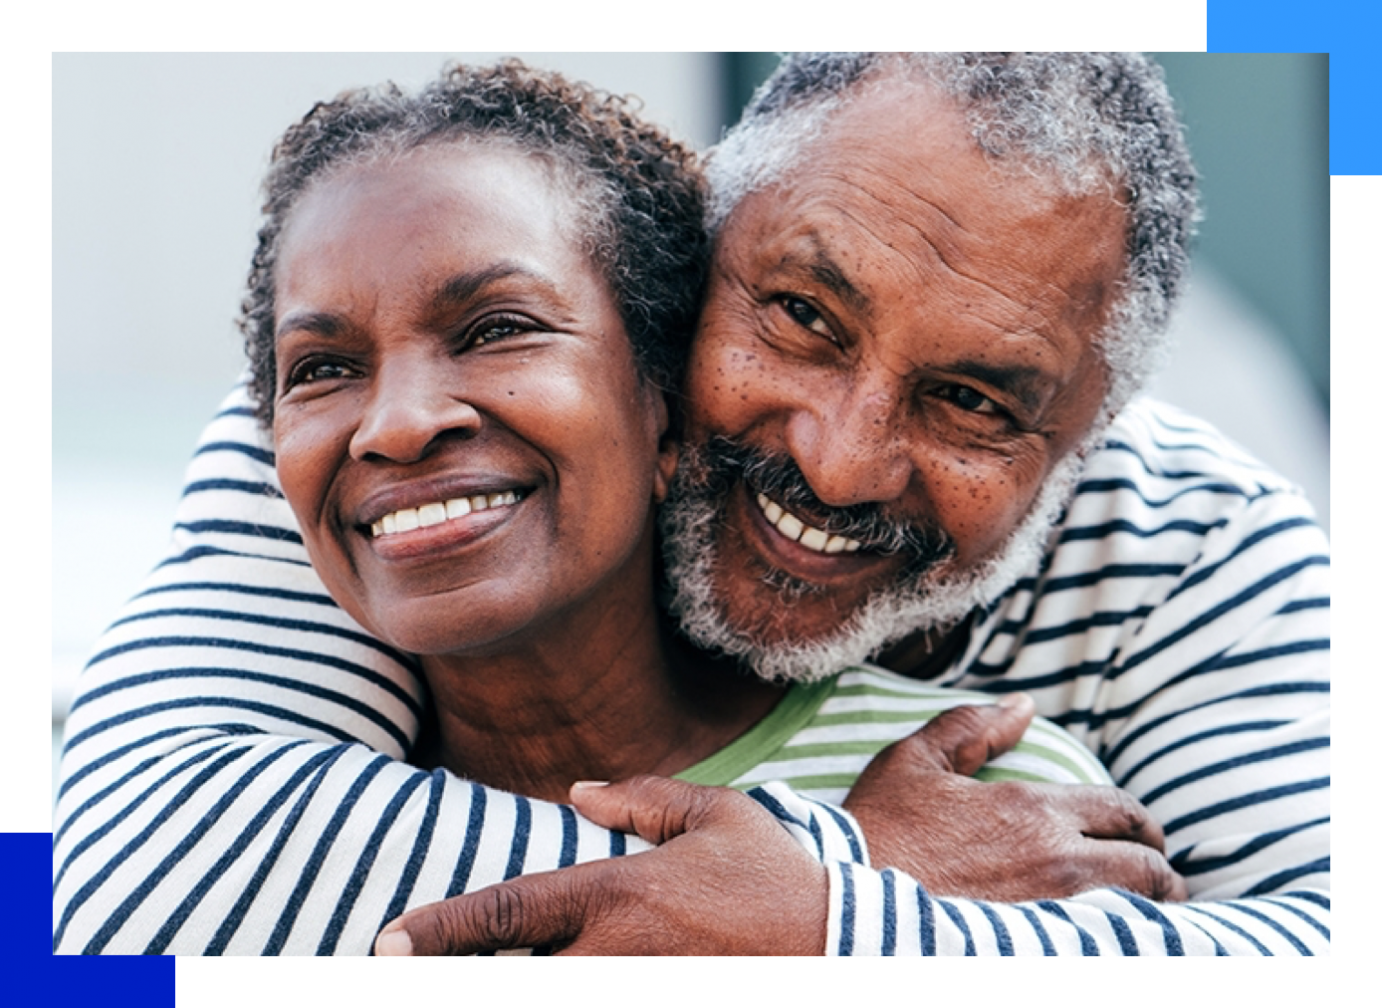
left=691, top=435, right=957, bottom=565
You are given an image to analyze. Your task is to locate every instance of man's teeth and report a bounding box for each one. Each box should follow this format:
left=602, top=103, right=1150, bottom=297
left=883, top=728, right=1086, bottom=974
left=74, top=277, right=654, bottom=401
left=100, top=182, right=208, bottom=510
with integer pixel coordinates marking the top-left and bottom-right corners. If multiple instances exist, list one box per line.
left=755, top=493, right=862, bottom=554
left=372, top=491, right=522, bottom=538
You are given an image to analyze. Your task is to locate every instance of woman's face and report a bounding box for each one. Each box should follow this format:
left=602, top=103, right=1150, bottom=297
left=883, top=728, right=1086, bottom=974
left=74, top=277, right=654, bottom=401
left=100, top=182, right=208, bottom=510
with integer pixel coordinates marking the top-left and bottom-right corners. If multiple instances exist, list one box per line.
left=272, top=145, right=676, bottom=656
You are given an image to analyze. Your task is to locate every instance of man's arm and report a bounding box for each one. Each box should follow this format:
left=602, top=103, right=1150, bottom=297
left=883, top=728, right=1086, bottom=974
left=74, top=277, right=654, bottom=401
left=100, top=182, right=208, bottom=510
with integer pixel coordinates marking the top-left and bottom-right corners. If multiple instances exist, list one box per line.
left=52, top=386, right=1238, bottom=954
left=834, top=407, right=1330, bottom=954
left=850, top=462, right=1332, bottom=953
left=372, top=409, right=1331, bottom=956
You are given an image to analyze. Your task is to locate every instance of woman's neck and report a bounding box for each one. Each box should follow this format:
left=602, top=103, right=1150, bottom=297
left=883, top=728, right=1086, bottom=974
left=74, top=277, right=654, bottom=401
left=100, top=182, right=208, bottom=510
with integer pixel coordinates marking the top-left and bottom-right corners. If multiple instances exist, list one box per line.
left=418, top=596, right=785, bottom=804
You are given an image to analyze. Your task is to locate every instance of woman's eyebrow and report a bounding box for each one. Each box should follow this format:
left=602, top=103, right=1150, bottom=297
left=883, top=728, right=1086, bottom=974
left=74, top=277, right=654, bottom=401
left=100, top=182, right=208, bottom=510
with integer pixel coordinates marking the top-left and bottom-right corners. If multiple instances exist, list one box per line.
left=430, top=262, right=555, bottom=312
left=275, top=263, right=560, bottom=340
left=275, top=310, right=346, bottom=341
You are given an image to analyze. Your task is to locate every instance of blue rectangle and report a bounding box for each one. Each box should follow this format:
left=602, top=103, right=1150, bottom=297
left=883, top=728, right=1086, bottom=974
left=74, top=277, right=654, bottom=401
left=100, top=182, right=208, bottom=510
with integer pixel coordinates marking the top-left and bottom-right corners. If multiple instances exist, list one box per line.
left=8, top=832, right=174, bottom=1003
left=1209, top=0, right=1382, bottom=173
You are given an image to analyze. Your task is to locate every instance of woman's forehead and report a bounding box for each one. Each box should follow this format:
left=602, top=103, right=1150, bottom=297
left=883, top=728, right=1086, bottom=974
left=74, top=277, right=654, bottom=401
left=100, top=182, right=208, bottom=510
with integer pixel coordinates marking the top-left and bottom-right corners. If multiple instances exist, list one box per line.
left=275, top=147, right=595, bottom=307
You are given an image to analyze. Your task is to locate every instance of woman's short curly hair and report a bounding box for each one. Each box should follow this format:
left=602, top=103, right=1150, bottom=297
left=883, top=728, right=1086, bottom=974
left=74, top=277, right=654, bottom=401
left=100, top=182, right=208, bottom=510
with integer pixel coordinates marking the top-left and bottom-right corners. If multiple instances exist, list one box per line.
left=240, top=59, right=708, bottom=427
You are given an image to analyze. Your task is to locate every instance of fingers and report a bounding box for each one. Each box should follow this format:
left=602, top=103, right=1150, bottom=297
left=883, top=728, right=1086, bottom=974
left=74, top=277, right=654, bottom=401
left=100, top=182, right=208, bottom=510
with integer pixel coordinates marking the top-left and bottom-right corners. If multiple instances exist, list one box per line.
left=1070, top=839, right=1190, bottom=902
left=880, top=694, right=1037, bottom=778
left=568, top=775, right=746, bottom=845
left=1064, top=785, right=1167, bottom=853
left=376, top=865, right=599, bottom=955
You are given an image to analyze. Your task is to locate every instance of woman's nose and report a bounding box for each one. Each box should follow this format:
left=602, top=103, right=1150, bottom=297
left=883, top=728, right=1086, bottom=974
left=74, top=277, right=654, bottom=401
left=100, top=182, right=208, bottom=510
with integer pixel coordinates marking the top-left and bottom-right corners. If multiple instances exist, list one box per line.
left=349, top=358, right=482, bottom=464
left=784, top=380, right=914, bottom=507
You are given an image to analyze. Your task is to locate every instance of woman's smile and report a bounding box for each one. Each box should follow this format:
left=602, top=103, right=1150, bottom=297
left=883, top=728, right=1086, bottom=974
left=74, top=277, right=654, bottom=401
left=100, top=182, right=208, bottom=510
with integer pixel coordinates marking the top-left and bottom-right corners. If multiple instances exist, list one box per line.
left=363, top=484, right=530, bottom=563
left=369, top=490, right=524, bottom=539
left=271, top=144, right=676, bottom=657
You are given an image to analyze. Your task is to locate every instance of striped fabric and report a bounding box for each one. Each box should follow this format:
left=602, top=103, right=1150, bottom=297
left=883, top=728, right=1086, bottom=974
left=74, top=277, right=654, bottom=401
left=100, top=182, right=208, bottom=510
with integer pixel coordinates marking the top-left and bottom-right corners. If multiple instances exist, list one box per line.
left=676, top=667, right=1113, bottom=802
left=53, top=386, right=1329, bottom=955
left=818, top=397, right=1331, bottom=955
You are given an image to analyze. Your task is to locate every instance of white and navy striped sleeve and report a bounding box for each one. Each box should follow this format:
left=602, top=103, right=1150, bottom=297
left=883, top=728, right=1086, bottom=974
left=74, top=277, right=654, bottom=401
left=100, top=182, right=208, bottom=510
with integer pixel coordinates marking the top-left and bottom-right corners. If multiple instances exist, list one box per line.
left=52, top=385, right=867, bottom=954
left=824, top=862, right=1328, bottom=954
left=821, top=400, right=1330, bottom=955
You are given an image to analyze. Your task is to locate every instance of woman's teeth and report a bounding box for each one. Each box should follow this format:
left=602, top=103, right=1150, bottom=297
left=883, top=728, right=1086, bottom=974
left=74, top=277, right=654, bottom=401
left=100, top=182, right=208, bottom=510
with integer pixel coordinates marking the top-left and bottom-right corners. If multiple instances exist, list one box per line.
left=372, top=491, right=522, bottom=538
left=755, top=493, right=862, bottom=555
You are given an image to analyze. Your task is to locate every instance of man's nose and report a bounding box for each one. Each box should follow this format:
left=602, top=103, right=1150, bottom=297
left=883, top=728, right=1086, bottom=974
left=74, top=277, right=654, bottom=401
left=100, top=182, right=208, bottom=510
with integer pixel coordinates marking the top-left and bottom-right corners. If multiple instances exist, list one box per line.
left=783, top=376, right=914, bottom=507
left=349, top=355, right=482, bottom=464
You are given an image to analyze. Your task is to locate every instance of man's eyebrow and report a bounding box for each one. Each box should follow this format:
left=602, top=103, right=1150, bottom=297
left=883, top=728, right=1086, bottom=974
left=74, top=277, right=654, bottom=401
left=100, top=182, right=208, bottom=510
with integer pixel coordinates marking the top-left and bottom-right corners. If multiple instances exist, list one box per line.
left=946, top=361, right=1054, bottom=413
left=780, top=239, right=871, bottom=315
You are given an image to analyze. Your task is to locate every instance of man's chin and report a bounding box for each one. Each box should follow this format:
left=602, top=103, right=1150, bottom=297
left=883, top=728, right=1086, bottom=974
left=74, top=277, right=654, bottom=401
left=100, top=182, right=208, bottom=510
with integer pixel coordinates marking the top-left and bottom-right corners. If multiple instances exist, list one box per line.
left=675, top=552, right=1001, bottom=684
left=659, top=431, right=1090, bottom=684
left=661, top=467, right=962, bottom=683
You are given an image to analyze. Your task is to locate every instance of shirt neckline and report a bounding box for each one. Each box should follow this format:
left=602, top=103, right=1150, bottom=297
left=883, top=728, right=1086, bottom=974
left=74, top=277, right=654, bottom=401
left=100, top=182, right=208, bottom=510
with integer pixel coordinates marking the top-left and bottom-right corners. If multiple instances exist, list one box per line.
left=674, top=676, right=837, bottom=787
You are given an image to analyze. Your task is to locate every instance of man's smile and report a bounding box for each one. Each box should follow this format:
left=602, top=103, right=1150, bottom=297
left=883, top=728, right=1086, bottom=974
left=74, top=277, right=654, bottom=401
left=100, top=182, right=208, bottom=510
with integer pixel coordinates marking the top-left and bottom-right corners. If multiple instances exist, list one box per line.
left=664, top=431, right=961, bottom=601
left=754, top=491, right=862, bottom=554
left=692, top=432, right=958, bottom=583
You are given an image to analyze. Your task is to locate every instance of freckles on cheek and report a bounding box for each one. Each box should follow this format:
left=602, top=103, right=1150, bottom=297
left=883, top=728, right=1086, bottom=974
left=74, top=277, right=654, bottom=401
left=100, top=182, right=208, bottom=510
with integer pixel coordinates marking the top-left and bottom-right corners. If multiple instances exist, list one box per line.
left=691, top=345, right=767, bottom=429
left=931, top=451, right=1045, bottom=554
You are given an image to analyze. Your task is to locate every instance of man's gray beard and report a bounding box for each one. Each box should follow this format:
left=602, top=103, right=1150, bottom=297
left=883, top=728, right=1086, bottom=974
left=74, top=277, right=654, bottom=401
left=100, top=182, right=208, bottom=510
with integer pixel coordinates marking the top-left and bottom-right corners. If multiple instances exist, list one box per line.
left=660, top=443, right=1091, bottom=685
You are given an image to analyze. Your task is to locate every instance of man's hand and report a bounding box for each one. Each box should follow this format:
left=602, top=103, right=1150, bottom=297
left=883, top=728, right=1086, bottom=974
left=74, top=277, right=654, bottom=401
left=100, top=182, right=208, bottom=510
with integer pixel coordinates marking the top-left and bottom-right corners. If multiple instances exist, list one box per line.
left=374, top=700, right=1185, bottom=956
left=843, top=694, right=1189, bottom=902
left=374, top=776, right=828, bottom=956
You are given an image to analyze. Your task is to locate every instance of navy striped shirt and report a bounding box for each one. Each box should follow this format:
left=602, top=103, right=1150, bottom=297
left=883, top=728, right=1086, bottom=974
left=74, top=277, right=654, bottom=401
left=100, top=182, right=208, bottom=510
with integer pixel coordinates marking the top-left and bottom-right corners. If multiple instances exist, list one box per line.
left=53, top=388, right=1329, bottom=955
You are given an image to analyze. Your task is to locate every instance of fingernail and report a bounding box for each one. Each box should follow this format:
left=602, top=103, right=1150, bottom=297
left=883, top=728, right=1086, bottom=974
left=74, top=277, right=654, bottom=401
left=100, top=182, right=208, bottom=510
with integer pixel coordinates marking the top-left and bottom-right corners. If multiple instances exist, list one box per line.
left=571, top=780, right=610, bottom=790
left=996, top=692, right=1031, bottom=710
left=375, top=928, right=413, bottom=956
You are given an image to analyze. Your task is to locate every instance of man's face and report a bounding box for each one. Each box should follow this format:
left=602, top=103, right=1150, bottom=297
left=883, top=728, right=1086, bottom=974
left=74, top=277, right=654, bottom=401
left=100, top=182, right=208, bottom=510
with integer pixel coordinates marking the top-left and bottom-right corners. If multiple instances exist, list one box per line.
left=667, top=83, right=1127, bottom=678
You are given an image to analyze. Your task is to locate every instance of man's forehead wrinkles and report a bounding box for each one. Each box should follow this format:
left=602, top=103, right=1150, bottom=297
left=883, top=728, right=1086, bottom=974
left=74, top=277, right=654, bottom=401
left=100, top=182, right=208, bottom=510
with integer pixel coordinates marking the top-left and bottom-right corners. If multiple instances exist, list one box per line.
left=844, top=203, right=1045, bottom=336
left=883, top=206, right=1094, bottom=358
left=778, top=205, right=1071, bottom=365
left=792, top=173, right=1040, bottom=321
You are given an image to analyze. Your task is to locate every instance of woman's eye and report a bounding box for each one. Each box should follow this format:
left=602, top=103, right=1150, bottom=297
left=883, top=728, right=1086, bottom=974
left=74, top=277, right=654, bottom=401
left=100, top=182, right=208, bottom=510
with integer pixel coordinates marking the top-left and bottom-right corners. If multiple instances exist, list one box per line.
left=469, top=315, right=536, bottom=349
left=287, top=359, right=354, bottom=388
left=780, top=296, right=834, bottom=340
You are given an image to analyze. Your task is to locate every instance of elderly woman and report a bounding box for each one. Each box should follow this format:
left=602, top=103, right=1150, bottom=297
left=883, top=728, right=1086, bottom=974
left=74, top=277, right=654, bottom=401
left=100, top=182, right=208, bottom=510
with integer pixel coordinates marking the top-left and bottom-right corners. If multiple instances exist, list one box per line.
left=55, top=61, right=1116, bottom=955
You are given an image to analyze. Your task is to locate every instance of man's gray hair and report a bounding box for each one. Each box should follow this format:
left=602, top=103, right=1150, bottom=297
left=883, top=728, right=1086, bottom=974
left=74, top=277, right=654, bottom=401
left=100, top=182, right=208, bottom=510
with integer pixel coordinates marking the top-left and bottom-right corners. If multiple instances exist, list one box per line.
left=706, top=53, right=1200, bottom=417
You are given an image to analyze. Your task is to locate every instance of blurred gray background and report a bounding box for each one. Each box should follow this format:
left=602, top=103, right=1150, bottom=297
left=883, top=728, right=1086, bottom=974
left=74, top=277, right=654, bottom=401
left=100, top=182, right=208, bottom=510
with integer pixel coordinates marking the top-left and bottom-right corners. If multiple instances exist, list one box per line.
left=52, top=53, right=1330, bottom=793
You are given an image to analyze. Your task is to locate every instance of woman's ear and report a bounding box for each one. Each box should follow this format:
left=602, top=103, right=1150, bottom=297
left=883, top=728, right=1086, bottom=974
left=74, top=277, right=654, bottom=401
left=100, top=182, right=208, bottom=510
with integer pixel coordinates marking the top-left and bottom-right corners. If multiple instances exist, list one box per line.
left=647, top=387, right=679, bottom=505
left=653, top=434, right=679, bottom=505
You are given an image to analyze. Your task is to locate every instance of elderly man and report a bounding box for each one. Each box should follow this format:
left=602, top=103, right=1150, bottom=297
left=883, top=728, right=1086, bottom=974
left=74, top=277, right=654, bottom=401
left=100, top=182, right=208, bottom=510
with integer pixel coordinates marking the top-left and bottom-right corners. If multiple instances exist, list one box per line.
left=55, top=53, right=1328, bottom=955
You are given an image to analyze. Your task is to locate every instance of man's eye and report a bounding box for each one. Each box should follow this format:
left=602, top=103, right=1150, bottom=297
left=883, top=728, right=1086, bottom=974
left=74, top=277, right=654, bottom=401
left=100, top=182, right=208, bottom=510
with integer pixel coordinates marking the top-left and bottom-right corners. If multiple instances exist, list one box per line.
left=780, top=296, right=834, bottom=340
left=939, top=385, right=998, bottom=414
